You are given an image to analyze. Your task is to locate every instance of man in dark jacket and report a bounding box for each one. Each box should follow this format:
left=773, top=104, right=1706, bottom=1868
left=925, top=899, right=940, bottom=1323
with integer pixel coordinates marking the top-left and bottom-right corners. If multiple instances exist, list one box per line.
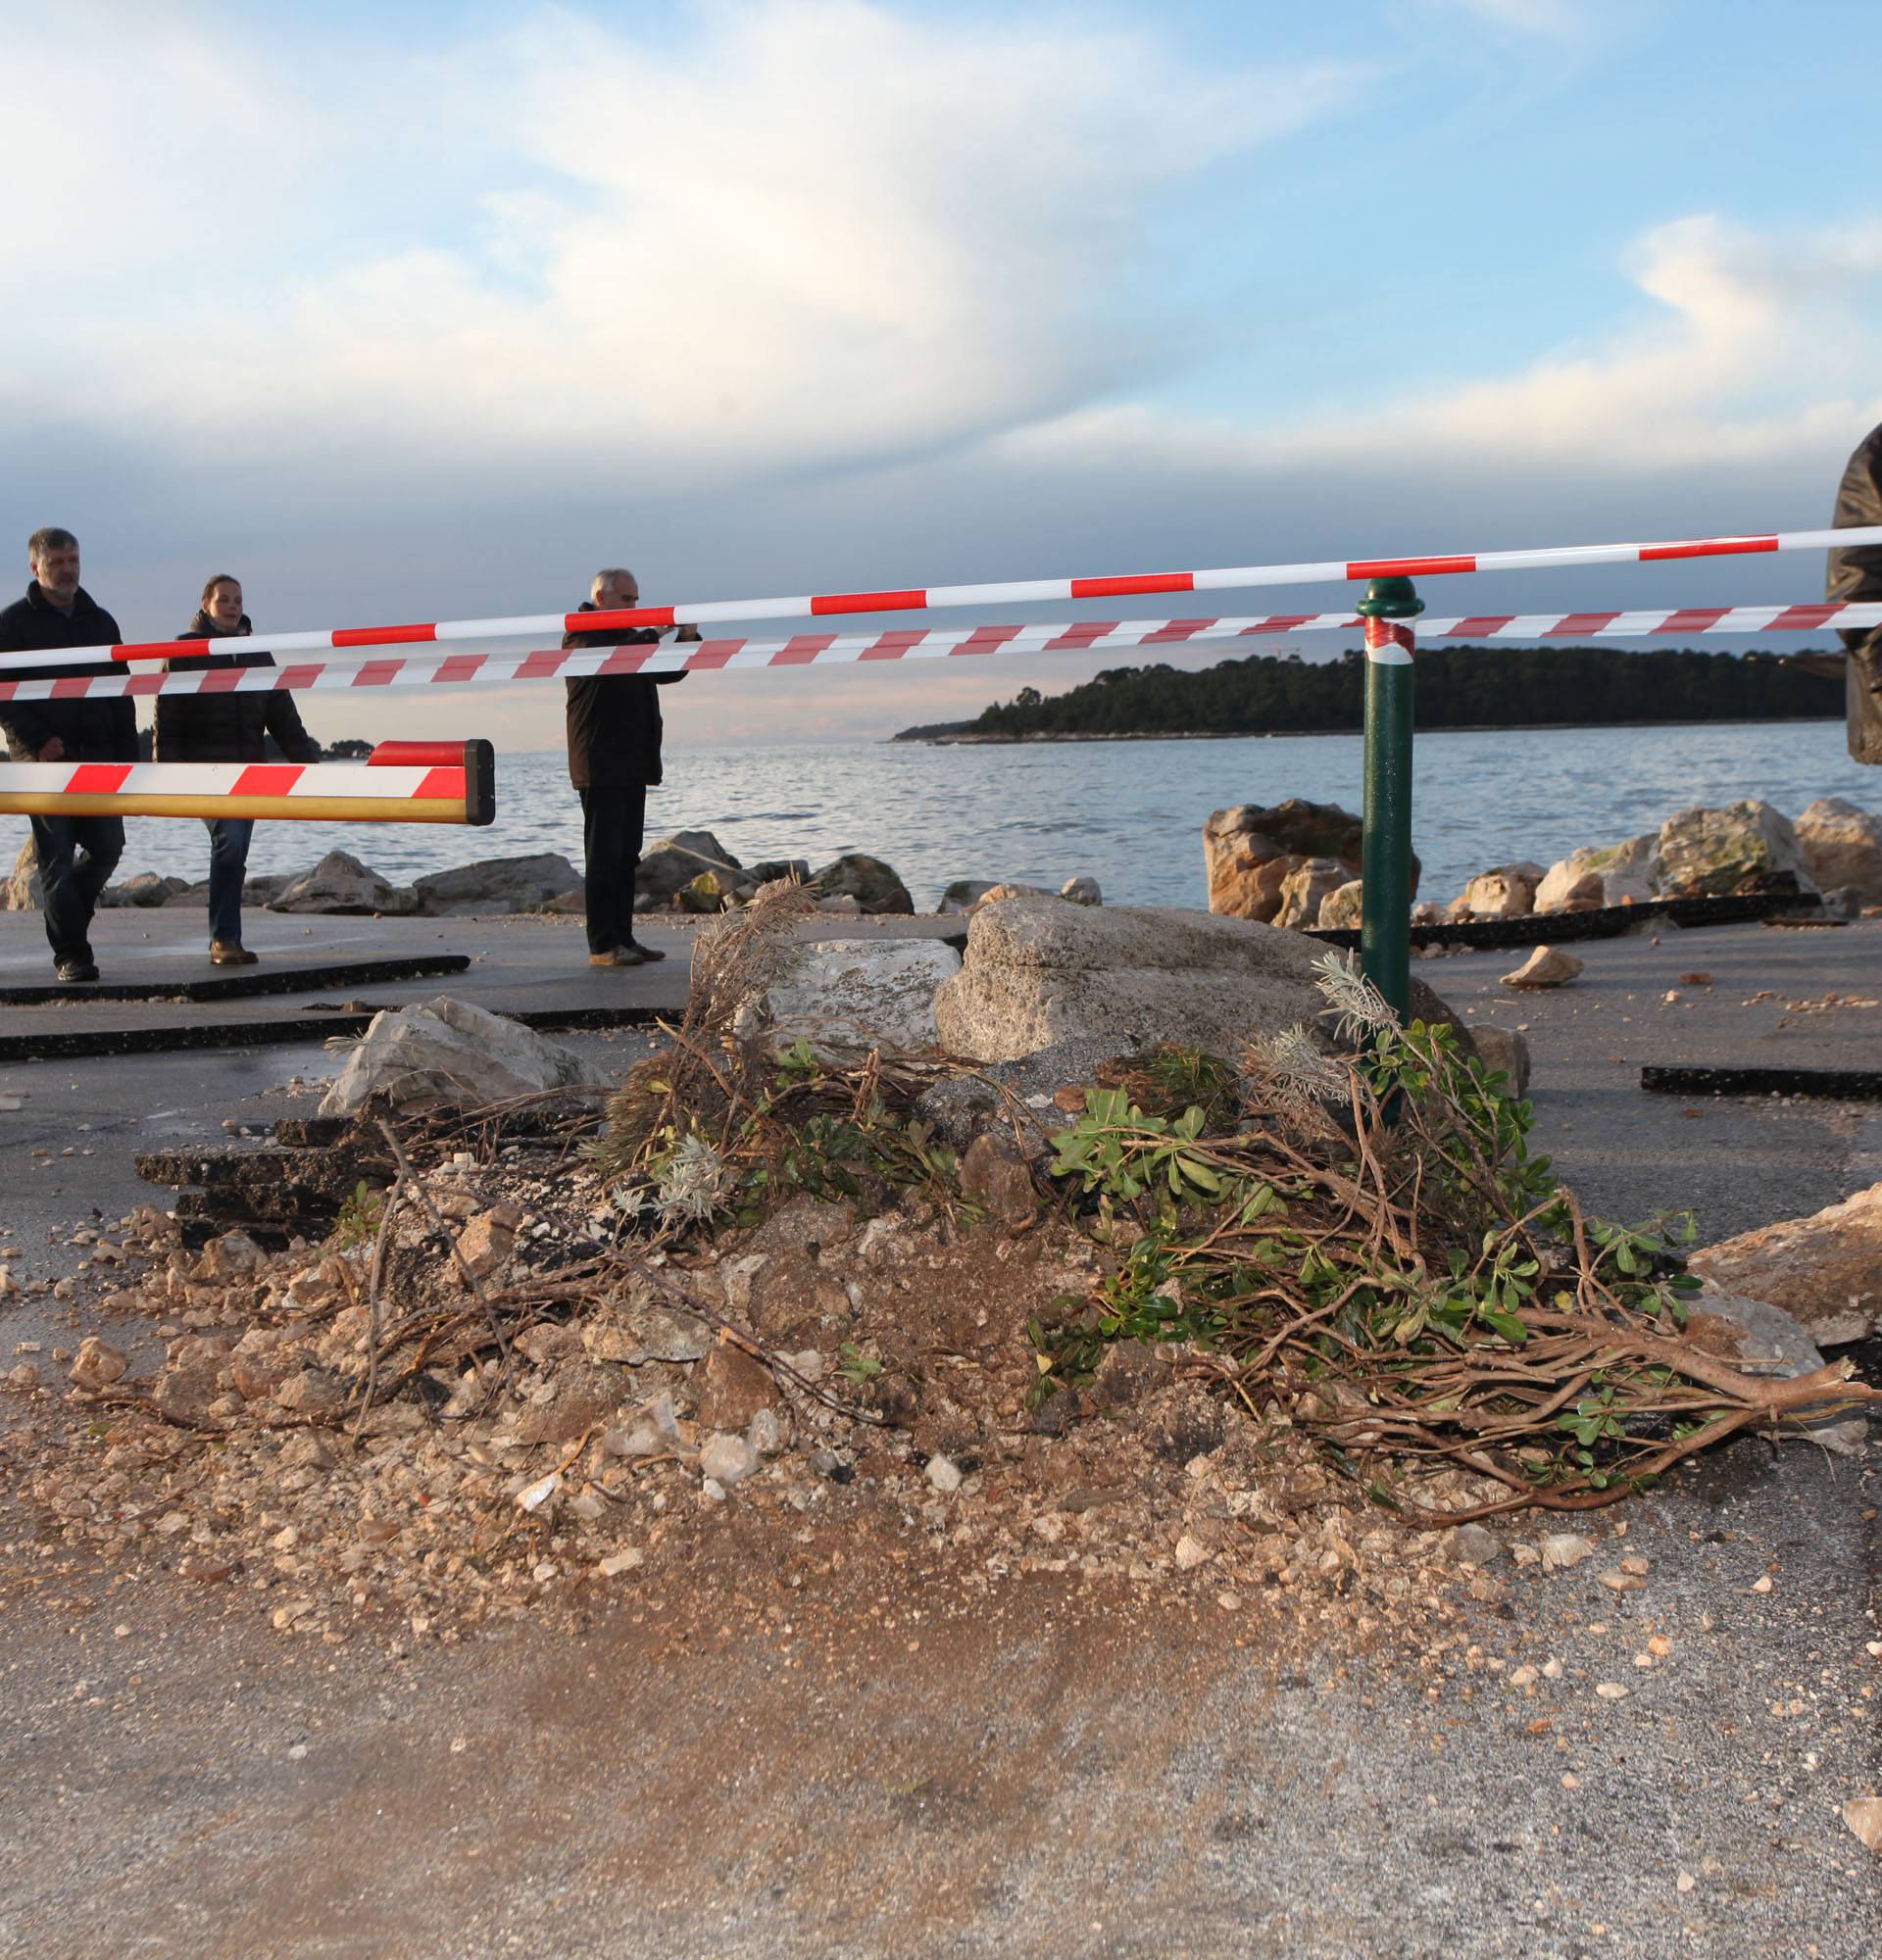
left=1826, top=421, right=1882, bottom=765
left=155, top=573, right=322, bottom=963
left=563, top=567, right=693, bottom=965
left=0, top=527, right=136, bottom=981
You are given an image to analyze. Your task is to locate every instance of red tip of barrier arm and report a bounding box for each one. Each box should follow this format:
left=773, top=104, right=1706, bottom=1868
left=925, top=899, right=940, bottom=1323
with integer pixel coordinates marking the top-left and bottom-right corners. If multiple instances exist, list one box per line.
left=369, top=741, right=468, bottom=767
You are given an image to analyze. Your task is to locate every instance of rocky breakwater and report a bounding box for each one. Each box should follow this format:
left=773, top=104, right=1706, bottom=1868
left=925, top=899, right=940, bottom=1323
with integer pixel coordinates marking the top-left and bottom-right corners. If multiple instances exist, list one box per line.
left=1, top=835, right=929, bottom=922
left=1441, top=797, right=1882, bottom=925
left=1194, top=794, right=1882, bottom=933
left=939, top=875, right=1102, bottom=913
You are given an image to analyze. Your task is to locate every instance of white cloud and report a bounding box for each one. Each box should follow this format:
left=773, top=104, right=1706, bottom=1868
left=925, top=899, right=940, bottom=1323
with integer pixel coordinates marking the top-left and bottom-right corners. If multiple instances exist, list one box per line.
left=1008, top=214, right=1882, bottom=491
left=0, top=2, right=1359, bottom=487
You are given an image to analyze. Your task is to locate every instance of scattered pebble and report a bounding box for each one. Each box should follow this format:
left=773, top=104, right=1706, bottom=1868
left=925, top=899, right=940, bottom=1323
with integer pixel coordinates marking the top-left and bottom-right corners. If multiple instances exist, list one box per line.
left=1540, top=1534, right=1596, bottom=1572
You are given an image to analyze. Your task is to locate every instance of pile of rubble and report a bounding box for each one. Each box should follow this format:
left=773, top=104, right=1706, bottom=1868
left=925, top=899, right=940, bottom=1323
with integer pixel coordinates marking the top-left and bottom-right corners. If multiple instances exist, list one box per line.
left=7, top=1129, right=1871, bottom=1659
left=4, top=1128, right=1552, bottom=1654
left=4, top=893, right=1873, bottom=1657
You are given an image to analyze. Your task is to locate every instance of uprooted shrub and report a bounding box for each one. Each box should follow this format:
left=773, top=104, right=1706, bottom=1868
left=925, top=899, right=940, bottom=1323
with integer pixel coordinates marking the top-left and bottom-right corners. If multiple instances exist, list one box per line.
left=1031, top=950, right=1879, bottom=1521
left=593, top=891, right=1875, bottom=1523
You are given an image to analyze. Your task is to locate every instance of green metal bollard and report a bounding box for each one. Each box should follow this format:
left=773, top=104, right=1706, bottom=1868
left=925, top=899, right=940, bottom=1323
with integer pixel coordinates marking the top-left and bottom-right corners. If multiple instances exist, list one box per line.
left=1357, top=575, right=1422, bottom=1026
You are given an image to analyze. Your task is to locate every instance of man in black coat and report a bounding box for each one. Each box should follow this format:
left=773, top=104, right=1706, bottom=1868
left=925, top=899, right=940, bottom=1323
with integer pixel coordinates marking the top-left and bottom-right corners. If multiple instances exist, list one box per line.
left=156, top=573, right=322, bottom=963
left=1827, top=421, right=1882, bottom=765
left=563, top=567, right=694, bottom=965
left=0, top=527, right=137, bottom=981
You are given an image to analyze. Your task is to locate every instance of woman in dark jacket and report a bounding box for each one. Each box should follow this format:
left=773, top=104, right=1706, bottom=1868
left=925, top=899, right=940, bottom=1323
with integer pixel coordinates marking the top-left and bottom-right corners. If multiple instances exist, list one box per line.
left=154, top=574, right=321, bottom=963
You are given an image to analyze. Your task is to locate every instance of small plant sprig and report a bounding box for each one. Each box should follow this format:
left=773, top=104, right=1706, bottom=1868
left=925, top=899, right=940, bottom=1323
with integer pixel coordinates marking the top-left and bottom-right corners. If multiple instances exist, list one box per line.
left=332, top=1179, right=384, bottom=1251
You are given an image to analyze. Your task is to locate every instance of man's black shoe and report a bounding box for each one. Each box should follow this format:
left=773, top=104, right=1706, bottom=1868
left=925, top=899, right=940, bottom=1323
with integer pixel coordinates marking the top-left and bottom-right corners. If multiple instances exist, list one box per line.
left=56, top=957, right=100, bottom=984
left=622, top=938, right=667, bottom=962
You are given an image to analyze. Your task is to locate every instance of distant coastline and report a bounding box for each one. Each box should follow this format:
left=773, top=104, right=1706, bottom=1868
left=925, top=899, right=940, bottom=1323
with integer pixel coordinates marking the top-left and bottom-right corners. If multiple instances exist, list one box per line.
left=892, top=642, right=1848, bottom=745
left=894, top=713, right=1847, bottom=745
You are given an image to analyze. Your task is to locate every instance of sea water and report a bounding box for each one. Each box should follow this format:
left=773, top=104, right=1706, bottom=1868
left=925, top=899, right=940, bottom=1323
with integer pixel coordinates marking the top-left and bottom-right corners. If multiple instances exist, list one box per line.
left=72, top=720, right=1879, bottom=913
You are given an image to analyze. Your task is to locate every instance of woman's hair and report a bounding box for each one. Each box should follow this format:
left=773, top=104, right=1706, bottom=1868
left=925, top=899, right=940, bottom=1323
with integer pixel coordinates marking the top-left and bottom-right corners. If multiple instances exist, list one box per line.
left=201, top=572, right=241, bottom=605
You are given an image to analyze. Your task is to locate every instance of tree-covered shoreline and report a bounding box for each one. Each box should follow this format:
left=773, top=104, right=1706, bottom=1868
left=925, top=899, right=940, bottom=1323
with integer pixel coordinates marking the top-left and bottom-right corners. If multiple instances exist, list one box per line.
left=893, top=645, right=1844, bottom=742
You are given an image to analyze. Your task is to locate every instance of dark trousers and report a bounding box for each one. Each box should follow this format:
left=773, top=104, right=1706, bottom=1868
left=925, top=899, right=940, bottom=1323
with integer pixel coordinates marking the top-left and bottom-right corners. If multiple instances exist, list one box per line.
left=578, top=783, right=646, bottom=954
left=28, top=812, right=124, bottom=966
left=204, top=816, right=255, bottom=945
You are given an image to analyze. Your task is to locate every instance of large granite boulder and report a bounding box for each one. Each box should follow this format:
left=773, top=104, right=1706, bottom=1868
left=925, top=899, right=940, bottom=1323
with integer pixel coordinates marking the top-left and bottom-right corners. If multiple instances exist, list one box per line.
left=151, top=874, right=284, bottom=909
left=678, top=868, right=756, bottom=914
left=320, top=996, right=589, bottom=1117
left=1204, top=799, right=1418, bottom=923
left=1274, top=858, right=1348, bottom=930
left=1448, top=862, right=1544, bottom=920
left=1656, top=801, right=1813, bottom=899
left=1688, top=1284, right=1866, bottom=1456
left=412, top=853, right=580, bottom=915
left=941, top=878, right=1097, bottom=913
left=268, top=851, right=422, bottom=915
left=939, top=879, right=1000, bottom=914
left=1795, top=797, right=1882, bottom=904
left=933, top=898, right=1469, bottom=1064
left=1688, top=1180, right=1882, bottom=1347
left=807, top=853, right=913, bottom=915
left=1534, top=835, right=1660, bottom=911
left=748, top=939, right=961, bottom=1056
left=100, top=872, right=188, bottom=908
left=745, top=858, right=811, bottom=888
left=1316, top=879, right=1365, bottom=931
left=636, top=831, right=740, bottom=906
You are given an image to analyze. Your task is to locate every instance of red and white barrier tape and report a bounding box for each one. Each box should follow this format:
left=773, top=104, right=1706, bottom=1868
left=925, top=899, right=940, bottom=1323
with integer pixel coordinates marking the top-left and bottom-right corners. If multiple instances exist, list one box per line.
left=1, top=601, right=1875, bottom=705
left=6, top=527, right=1881, bottom=675
left=1363, top=619, right=1416, bottom=666
left=0, top=760, right=475, bottom=823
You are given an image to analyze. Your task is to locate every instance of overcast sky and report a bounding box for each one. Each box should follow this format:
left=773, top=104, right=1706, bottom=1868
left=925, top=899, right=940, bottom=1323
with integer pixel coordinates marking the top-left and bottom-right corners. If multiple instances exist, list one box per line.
left=4, top=0, right=1879, bottom=751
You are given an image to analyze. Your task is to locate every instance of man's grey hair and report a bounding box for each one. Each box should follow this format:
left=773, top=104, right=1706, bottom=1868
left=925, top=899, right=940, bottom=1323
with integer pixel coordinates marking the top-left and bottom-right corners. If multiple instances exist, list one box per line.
left=592, top=567, right=637, bottom=602
left=27, top=526, right=76, bottom=562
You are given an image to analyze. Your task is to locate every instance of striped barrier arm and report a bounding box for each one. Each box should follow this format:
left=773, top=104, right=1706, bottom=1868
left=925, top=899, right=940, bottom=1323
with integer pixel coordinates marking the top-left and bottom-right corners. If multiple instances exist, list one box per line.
left=0, top=603, right=1875, bottom=706
left=5, top=527, right=1881, bottom=674
left=0, top=741, right=494, bottom=825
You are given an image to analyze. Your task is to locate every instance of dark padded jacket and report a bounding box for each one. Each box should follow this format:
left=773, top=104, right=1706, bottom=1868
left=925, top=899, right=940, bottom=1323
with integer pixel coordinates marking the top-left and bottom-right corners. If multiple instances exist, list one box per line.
left=0, top=582, right=137, bottom=762
left=562, top=602, right=687, bottom=791
left=1826, top=421, right=1882, bottom=764
left=152, top=612, right=321, bottom=764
